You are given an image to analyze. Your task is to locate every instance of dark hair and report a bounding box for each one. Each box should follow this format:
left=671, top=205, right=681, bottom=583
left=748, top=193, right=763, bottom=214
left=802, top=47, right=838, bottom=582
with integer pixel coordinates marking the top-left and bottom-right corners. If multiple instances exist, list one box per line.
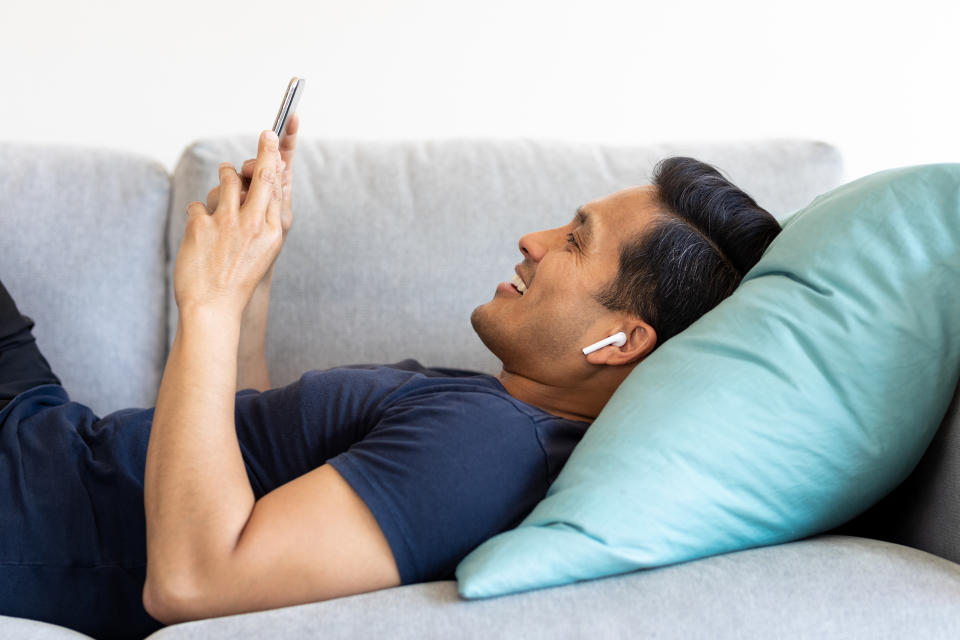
left=594, top=156, right=781, bottom=348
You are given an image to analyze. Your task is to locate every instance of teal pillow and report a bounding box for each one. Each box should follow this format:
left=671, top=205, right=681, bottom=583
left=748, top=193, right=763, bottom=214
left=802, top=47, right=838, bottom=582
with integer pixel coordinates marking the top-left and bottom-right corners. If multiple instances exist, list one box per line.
left=456, top=164, right=960, bottom=598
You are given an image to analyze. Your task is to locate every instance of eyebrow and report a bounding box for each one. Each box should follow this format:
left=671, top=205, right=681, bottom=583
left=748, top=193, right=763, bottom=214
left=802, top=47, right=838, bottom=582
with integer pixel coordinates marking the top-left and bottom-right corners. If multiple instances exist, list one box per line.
left=575, top=207, right=594, bottom=249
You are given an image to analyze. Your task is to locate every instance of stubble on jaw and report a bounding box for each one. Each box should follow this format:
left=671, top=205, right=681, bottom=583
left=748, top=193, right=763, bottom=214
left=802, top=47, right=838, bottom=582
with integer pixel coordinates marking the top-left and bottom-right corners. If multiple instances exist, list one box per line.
left=469, top=301, right=531, bottom=371
left=469, top=301, right=587, bottom=378
left=469, top=303, right=505, bottom=360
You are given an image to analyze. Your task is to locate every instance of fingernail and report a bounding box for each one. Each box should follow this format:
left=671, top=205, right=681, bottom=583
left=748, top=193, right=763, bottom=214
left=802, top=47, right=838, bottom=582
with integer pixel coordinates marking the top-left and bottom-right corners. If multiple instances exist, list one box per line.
left=264, top=130, right=279, bottom=144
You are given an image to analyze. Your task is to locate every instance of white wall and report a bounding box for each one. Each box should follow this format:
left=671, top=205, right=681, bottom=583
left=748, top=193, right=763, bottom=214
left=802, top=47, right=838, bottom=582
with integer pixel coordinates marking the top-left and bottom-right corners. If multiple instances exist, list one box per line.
left=1, top=0, right=957, bottom=181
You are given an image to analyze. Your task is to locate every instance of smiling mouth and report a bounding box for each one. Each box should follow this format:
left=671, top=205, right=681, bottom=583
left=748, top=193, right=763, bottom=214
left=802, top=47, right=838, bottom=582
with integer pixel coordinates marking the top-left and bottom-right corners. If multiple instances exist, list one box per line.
left=511, top=274, right=527, bottom=295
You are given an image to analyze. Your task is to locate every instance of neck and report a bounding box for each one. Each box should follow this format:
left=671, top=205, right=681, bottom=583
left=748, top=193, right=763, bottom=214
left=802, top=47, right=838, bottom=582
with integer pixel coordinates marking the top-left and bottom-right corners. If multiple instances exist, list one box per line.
left=496, top=368, right=620, bottom=423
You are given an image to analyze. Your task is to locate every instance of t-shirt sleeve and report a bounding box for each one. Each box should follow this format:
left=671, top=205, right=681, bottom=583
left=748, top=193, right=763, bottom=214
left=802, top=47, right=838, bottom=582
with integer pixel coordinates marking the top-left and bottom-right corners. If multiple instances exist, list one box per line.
left=326, top=388, right=549, bottom=584
left=234, top=365, right=414, bottom=498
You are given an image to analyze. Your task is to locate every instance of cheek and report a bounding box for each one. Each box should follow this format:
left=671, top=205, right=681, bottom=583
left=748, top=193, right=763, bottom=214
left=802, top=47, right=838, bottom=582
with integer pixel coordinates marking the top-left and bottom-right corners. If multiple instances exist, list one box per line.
left=526, top=288, right=599, bottom=352
left=526, top=253, right=609, bottom=322
left=525, top=302, right=594, bottom=360
left=532, top=256, right=579, bottom=296
left=533, top=267, right=595, bottom=314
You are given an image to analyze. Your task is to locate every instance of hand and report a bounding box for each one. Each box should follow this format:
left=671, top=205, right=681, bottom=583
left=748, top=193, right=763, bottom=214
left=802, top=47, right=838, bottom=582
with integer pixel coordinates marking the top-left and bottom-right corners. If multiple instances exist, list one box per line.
left=174, top=130, right=284, bottom=317
left=206, top=113, right=299, bottom=244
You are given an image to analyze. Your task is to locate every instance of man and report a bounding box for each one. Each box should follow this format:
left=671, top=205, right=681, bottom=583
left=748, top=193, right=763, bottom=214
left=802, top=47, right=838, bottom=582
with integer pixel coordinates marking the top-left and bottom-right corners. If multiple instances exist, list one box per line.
left=0, top=114, right=781, bottom=639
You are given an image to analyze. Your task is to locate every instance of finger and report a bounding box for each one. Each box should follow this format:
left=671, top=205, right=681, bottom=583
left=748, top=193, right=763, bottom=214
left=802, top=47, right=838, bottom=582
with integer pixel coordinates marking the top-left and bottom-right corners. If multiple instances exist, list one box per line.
left=239, top=172, right=251, bottom=197
left=280, top=112, right=299, bottom=166
left=242, top=131, right=281, bottom=218
left=281, top=112, right=299, bottom=146
left=186, top=200, right=210, bottom=220
left=215, top=162, right=242, bottom=213
left=265, top=160, right=283, bottom=230
left=206, top=186, right=220, bottom=211
left=240, top=158, right=256, bottom=178
left=280, top=158, right=291, bottom=203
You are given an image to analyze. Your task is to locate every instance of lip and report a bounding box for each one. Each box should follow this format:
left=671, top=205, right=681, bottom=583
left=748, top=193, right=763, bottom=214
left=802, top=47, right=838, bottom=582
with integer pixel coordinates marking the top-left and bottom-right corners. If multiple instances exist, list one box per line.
left=497, top=281, right=522, bottom=296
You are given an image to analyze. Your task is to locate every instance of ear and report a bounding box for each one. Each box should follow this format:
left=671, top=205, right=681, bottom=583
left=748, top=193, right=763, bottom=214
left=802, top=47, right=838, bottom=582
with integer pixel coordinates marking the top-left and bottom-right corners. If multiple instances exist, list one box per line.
left=584, top=320, right=657, bottom=367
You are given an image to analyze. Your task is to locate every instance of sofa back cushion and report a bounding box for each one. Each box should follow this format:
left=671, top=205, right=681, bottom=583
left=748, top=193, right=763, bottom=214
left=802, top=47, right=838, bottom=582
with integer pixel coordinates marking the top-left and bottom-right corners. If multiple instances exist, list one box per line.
left=0, top=144, right=170, bottom=415
left=167, top=138, right=842, bottom=387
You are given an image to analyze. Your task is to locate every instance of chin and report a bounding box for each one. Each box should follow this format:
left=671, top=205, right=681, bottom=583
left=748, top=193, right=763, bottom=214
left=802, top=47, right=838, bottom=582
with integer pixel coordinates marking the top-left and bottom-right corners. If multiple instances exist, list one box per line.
left=470, top=303, right=512, bottom=365
left=469, top=304, right=495, bottom=350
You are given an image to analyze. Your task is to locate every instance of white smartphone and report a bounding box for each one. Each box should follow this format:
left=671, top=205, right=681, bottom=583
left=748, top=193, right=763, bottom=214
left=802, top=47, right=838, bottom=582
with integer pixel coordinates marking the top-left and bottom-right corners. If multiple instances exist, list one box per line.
left=272, top=77, right=305, bottom=138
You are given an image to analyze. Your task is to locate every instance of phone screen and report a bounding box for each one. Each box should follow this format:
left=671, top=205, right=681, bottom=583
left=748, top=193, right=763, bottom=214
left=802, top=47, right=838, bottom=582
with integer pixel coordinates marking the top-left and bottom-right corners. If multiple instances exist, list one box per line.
left=272, top=77, right=305, bottom=138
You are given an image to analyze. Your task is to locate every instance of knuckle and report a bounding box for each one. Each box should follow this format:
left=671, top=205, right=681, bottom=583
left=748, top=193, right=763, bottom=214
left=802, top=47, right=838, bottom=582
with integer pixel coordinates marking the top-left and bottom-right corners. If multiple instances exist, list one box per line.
left=268, top=224, right=283, bottom=247
left=183, top=214, right=202, bottom=238
left=258, top=166, right=276, bottom=184
left=244, top=216, right=262, bottom=233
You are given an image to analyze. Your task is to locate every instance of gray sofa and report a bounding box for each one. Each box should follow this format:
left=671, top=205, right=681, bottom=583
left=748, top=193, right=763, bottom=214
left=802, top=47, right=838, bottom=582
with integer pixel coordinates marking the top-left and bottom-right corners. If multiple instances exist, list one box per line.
left=1, top=137, right=958, bottom=639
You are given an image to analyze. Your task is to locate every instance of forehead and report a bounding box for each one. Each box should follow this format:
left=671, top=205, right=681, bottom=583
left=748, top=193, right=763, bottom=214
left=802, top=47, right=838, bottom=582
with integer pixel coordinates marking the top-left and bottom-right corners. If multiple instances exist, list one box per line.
left=580, top=185, right=661, bottom=248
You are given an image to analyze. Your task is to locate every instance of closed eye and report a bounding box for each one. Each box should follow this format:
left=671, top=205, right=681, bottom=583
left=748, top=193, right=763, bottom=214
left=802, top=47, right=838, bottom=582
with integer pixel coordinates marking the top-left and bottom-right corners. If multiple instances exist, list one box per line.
left=566, top=232, right=581, bottom=251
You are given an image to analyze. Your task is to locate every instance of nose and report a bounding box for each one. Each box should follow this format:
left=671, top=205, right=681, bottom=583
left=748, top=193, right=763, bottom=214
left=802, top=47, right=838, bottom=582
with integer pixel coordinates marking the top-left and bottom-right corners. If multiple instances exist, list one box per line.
left=518, top=227, right=560, bottom=263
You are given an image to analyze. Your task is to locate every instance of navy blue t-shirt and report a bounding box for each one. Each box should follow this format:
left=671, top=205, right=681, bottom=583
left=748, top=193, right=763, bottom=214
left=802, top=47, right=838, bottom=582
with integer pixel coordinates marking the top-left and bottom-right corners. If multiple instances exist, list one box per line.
left=235, top=359, right=590, bottom=583
left=0, top=359, right=589, bottom=594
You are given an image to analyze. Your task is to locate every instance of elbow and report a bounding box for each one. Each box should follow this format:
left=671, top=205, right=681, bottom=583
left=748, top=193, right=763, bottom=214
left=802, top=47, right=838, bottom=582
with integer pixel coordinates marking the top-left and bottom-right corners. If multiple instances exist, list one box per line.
left=142, top=580, right=171, bottom=625
left=143, top=575, right=207, bottom=626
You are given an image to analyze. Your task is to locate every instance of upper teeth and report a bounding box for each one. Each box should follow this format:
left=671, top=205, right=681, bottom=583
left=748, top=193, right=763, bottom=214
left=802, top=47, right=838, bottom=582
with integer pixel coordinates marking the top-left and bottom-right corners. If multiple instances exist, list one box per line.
left=511, top=274, right=527, bottom=294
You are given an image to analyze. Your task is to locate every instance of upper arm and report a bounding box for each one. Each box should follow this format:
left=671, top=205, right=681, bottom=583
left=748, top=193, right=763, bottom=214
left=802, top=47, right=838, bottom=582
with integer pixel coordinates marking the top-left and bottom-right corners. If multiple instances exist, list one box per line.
left=146, top=463, right=401, bottom=625
left=318, top=391, right=549, bottom=584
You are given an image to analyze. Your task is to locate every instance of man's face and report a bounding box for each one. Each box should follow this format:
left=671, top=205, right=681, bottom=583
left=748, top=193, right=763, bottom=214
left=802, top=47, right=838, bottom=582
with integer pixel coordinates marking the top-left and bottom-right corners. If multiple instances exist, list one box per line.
left=471, top=185, right=661, bottom=382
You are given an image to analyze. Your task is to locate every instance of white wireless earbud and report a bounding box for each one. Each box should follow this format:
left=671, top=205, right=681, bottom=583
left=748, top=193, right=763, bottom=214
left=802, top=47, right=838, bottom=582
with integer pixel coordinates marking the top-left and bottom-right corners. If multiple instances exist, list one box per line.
left=581, top=331, right=627, bottom=356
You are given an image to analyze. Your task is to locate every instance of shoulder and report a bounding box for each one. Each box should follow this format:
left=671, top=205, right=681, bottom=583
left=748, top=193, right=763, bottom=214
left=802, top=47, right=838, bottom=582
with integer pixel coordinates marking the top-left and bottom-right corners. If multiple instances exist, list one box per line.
left=380, top=372, right=538, bottom=428
left=256, top=361, right=445, bottom=410
left=325, top=379, right=552, bottom=583
left=295, top=359, right=475, bottom=392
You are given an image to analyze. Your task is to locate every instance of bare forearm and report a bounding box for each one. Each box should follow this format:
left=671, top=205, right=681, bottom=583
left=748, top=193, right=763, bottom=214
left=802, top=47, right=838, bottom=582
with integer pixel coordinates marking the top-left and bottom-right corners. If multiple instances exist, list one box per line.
left=237, top=270, right=273, bottom=392
left=144, top=306, right=255, bottom=595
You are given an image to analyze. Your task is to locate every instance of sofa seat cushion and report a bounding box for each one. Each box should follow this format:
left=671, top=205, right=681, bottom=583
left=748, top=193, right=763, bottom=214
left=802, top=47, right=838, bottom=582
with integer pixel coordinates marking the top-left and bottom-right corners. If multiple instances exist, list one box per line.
left=143, top=536, right=960, bottom=640
left=0, top=615, right=95, bottom=640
